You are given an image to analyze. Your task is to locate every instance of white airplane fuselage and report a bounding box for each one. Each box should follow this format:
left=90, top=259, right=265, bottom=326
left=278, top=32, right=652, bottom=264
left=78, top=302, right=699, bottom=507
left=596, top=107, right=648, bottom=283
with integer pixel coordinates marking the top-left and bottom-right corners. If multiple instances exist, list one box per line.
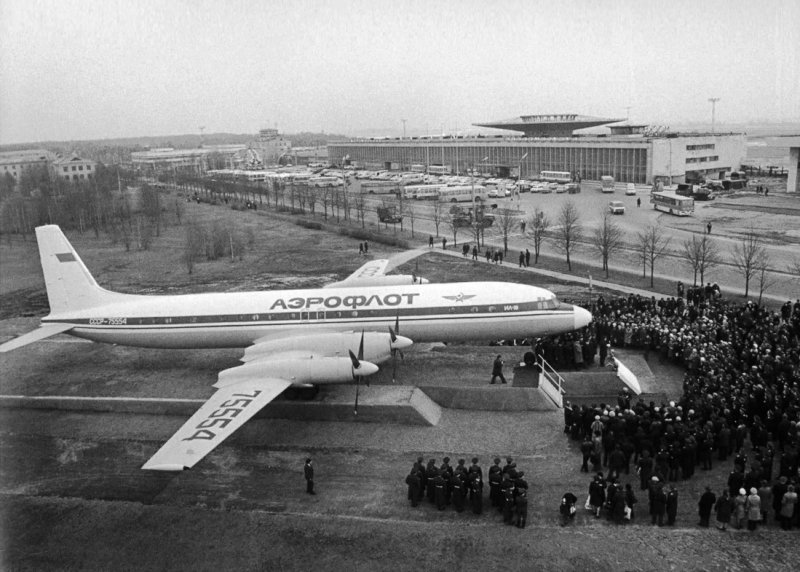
left=43, top=281, right=590, bottom=349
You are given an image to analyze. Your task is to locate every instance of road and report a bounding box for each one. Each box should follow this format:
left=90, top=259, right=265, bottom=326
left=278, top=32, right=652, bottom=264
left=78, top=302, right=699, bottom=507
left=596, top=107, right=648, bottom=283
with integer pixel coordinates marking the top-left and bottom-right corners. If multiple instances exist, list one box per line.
left=349, top=180, right=800, bottom=300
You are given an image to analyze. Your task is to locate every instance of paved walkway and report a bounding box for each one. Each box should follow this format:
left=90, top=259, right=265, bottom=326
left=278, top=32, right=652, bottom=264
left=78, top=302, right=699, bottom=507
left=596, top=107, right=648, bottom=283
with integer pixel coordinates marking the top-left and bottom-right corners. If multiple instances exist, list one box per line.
left=429, top=239, right=794, bottom=304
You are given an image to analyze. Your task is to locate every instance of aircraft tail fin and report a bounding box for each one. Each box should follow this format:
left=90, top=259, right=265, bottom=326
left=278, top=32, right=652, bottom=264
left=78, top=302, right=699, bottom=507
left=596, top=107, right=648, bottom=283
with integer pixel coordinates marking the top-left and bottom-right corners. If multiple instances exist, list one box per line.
left=36, top=225, right=122, bottom=314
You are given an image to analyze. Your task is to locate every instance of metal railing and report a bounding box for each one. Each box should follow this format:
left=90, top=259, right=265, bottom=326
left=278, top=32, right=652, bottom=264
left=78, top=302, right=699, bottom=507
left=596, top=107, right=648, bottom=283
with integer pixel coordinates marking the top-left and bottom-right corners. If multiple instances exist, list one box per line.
left=537, top=356, right=565, bottom=408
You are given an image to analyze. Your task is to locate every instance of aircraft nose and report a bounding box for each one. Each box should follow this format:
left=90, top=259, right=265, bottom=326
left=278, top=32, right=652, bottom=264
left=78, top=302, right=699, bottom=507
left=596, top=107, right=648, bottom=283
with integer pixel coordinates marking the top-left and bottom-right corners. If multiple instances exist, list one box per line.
left=358, top=360, right=380, bottom=377
left=392, top=335, right=414, bottom=350
left=573, top=306, right=592, bottom=330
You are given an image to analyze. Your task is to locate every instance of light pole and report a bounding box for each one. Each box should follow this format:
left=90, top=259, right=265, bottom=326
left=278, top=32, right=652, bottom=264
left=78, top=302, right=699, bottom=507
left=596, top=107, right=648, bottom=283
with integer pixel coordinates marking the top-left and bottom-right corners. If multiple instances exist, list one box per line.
left=401, top=119, right=407, bottom=139
left=517, top=152, right=528, bottom=212
left=708, top=98, right=720, bottom=134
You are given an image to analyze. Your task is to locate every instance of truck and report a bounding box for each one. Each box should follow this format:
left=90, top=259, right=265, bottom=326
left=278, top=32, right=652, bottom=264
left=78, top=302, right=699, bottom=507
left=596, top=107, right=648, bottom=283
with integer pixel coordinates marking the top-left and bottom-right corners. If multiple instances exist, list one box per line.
left=377, top=206, right=403, bottom=224
left=449, top=204, right=495, bottom=228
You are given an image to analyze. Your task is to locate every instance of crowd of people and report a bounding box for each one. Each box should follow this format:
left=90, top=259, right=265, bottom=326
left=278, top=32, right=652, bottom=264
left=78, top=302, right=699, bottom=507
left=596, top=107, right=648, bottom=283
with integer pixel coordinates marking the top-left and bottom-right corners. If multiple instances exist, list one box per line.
left=560, top=291, right=800, bottom=529
left=404, top=456, right=531, bottom=528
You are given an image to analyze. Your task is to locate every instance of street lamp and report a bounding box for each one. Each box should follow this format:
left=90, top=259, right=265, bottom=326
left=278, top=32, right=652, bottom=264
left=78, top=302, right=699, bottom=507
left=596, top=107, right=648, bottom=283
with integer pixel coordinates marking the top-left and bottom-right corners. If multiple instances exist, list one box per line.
left=517, top=152, right=528, bottom=212
left=708, top=98, right=720, bottom=134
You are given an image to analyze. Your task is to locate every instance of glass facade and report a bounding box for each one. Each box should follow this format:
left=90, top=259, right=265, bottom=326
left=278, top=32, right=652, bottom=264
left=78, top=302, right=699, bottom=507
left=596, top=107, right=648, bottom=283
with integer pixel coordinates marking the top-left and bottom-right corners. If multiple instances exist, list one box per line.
left=330, top=140, right=650, bottom=183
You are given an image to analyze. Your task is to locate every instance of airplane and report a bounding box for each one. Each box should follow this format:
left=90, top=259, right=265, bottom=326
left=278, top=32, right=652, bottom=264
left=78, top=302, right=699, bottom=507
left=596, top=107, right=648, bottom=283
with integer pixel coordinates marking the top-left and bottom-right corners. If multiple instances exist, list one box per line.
left=0, top=225, right=592, bottom=471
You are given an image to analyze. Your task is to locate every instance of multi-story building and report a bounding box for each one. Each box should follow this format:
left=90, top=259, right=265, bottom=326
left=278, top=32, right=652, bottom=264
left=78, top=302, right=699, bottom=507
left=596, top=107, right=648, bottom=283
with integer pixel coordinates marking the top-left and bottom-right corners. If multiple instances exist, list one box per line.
left=0, top=149, right=52, bottom=180
left=328, top=114, right=746, bottom=185
left=51, top=154, right=98, bottom=182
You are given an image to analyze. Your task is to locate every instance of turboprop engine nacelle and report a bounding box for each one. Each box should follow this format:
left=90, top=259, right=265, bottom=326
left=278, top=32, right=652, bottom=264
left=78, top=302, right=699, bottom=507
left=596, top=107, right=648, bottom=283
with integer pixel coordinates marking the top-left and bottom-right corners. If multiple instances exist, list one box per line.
left=241, top=331, right=413, bottom=365
left=215, top=356, right=379, bottom=388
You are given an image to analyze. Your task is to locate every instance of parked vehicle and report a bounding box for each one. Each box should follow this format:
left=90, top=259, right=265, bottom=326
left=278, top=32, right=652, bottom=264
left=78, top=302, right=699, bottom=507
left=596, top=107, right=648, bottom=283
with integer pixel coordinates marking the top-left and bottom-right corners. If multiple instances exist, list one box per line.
left=608, top=201, right=625, bottom=215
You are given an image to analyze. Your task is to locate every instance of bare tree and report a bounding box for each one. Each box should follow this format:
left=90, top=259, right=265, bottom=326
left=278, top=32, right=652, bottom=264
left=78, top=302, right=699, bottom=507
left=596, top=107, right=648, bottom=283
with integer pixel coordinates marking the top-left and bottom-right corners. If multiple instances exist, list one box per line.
left=554, top=200, right=581, bottom=270
left=183, top=219, right=206, bottom=274
left=637, top=225, right=672, bottom=287
left=406, top=202, right=416, bottom=237
left=731, top=226, right=766, bottom=298
left=787, top=256, right=800, bottom=282
left=494, top=207, right=516, bottom=256
left=527, top=207, right=549, bottom=264
left=353, top=191, right=367, bottom=228
left=444, top=211, right=460, bottom=247
left=319, top=187, right=331, bottom=221
left=680, top=233, right=721, bottom=286
left=431, top=200, right=443, bottom=237
left=591, top=212, right=625, bottom=278
left=755, top=253, right=779, bottom=305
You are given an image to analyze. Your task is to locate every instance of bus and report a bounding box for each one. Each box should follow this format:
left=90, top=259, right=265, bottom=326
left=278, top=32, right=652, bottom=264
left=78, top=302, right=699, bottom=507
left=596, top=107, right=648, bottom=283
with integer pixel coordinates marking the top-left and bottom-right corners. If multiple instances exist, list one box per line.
left=428, top=165, right=452, bottom=175
left=438, top=185, right=487, bottom=203
left=651, top=191, right=694, bottom=216
left=360, top=181, right=399, bottom=194
left=403, top=184, right=442, bottom=200
left=411, top=164, right=426, bottom=173
left=539, top=170, right=572, bottom=184
left=600, top=175, right=615, bottom=193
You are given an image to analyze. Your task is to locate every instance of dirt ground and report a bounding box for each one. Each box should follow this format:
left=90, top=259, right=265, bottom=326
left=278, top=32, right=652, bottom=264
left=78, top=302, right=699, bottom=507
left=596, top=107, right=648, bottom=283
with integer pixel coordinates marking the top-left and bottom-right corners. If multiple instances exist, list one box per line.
left=1, top=196, right=799, bottom=571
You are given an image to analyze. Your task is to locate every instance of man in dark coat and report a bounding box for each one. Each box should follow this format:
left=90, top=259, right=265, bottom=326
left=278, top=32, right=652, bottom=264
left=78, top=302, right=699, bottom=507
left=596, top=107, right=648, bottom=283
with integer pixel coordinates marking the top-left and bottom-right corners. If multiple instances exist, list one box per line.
left=304, top=458, right=315, bottom=495
left=433, top=471, right=447, bottom=510
left=514, top=490, right=528, bottom=528
left=501, top=474, right=515, bottom=524
left=649, top=477, right=666, bottom=526
left=488, top=457, right=503, bottom=507
left=450, top=472, right=465, bottom=512
left=666, top=485, right=679, bottom=525
left=580, top=436, right=593, bottom=472
left=406, top=469, right=421, bottom=507
left=470, top=477, right=483, bottom=515
left=698, top=486, right=716, bottom=527
left=490, top=355, right=507, bottom=384
left=426, top=459, right=438, bottom=503
left=589, top=474, right=606, bottom=518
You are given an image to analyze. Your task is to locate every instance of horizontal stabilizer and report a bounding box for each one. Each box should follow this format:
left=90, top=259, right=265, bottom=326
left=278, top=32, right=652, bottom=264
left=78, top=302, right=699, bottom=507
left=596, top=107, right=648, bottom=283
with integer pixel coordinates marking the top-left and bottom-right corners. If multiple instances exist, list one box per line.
left=0, top=323, right=74, bottom=353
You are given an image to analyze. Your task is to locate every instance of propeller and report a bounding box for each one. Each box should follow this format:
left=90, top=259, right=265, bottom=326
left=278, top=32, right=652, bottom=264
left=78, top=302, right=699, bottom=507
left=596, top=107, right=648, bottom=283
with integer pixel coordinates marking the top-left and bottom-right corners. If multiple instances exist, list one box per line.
left=351, top=330, right=366, bottom=415
left=389, top=314, right=404, bottom=383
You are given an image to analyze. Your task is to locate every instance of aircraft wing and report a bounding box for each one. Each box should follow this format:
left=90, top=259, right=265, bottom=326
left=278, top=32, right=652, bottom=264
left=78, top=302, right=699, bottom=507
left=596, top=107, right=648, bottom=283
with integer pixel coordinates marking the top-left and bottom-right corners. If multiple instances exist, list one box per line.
left=142, top=377, right=291, bottom=471
left=323, top=259, right=390, bottom=288
left=0, top=323, right=74, bottom=352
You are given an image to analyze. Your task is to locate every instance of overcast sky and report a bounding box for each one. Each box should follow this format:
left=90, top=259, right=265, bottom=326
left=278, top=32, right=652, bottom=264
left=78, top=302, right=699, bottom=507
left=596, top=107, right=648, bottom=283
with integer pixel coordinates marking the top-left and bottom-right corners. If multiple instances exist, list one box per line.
left=1, top=0, right=798, bottom=144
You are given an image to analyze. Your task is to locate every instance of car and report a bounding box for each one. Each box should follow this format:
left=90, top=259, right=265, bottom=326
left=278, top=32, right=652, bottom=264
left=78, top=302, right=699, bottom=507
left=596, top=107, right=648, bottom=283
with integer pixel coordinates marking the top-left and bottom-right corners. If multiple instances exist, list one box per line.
left=487, top=188, right=500, bottom=198
left=555, top=184, right=567, bottom=193
left=608, top=201, right=626, bottom=214
left=625, top=183, right=636, bottom=195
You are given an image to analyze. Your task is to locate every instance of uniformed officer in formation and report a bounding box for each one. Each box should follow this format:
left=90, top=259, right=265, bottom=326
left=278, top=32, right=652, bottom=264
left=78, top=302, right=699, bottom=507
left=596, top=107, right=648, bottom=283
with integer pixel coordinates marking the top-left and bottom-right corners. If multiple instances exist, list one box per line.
left=488, top=458, right=503, bottom=508
left=404, top=455, right=530, bottom=528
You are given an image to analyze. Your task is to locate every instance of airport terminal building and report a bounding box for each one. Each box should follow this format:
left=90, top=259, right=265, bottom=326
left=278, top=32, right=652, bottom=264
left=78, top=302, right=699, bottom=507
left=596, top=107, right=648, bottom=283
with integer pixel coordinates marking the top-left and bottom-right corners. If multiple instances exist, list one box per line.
left=328, top=114, right=746, bottom=185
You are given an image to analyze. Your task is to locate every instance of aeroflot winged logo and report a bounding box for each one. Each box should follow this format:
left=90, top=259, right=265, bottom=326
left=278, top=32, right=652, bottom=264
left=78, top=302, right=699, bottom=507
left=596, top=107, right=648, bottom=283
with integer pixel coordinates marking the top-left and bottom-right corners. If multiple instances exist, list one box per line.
left=442, top=292, right=476, bottom=303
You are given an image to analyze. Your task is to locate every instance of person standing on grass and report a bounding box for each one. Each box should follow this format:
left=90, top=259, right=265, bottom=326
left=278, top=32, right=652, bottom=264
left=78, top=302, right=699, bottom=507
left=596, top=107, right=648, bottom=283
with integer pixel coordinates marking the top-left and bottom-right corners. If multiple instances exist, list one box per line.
left=304, top=458, right=315, bottom=495
left=715, top=490, right=732, bottom=530
left=490, top=354, right=507, bottom=384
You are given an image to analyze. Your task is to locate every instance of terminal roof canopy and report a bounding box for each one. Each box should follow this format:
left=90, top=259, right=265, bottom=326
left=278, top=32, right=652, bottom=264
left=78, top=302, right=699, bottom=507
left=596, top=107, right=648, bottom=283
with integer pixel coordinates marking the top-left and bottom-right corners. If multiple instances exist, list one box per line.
left=474, top=114, right=623, bottom=137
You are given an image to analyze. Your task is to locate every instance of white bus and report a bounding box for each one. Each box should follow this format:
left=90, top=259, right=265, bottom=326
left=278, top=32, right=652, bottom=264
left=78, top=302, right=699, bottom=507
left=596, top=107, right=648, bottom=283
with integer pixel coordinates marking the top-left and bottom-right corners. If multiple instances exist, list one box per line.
left=651, top=191, right=694, bottom=216
left=601, top=175, right=615, bottom=193
left=540, top=170, right=572, bottom=183
left=411, top=164, right=426, bottom=173
left=403, top=184, right=442, bottom=200
left=438, top=185, right=487, bottom=203
left=308, top=176, right=343, bottom=187
left=428, top=165, right=452, bottom=175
